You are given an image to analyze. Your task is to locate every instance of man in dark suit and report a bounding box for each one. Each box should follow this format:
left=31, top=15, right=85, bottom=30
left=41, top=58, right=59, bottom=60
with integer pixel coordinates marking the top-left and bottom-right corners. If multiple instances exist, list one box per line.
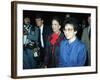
left=35, top=14, right=52, bottom=67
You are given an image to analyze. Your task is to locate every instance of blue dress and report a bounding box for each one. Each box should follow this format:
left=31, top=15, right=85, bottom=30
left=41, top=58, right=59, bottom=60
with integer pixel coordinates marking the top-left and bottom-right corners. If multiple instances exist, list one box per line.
left=58, top=38, right=87, bottom=67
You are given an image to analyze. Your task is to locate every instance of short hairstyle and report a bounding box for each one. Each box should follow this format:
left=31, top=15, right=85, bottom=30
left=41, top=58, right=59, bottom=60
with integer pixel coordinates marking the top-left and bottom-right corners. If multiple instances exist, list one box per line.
left=63, top=17, right=78, bottom=31
left=52, top=16, right=62, bottom=25
left=35, top=14, right=43, bottom=20
left=24, top=17, right=30, bottom=21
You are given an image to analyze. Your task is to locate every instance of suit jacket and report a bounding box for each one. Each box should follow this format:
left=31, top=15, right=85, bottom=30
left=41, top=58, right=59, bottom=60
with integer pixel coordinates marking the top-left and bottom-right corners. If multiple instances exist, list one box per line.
left=81, top=27, right=91, bottom=65
left=39, top=25, right=52, bottom=48
left=27, top=25, right=39, bottom=42
left=24, top=24, right=39, bottom=44
left=36, top=25, right=52, bottom=64
left=44, top=33, right=64, bottom=68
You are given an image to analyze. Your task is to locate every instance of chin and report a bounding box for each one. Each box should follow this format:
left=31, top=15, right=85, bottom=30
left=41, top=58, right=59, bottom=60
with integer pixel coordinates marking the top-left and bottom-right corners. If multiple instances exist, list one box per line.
left=67, top=38, right=70, bottom=40
left=66, top=36, right=71, bottom=40
left=53, top=31, right=57, bottom=33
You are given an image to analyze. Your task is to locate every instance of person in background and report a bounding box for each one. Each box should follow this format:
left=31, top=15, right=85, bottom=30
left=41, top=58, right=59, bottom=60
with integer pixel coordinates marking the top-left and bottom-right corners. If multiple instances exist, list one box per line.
left=35, top=14, right=52, bottom=67
left=44, top=16, right=64, bottom=68
left=65, top=14, right=70, bottom=19
left=58, top=17, right=87, bottom=67
left=81, top=15, right=91, bottom=66
left=23, top=17, right=39, bottom=69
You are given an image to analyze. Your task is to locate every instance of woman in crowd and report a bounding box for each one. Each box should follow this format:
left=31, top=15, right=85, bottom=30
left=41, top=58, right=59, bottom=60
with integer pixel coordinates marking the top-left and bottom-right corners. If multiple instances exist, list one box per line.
left=44, top=16, right=64, bottom=68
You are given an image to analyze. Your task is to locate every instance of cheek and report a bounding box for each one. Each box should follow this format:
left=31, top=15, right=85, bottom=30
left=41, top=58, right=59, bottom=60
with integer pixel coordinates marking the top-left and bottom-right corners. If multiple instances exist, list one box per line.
left=36, top=21, right=40, bottom=24
left=37, top=22, right=41, bottom=24
left=64, top=32, right=68, bottom=37
left=64, top=32, right=73, bottom=37
left=52, top=25, right=57, bottom=30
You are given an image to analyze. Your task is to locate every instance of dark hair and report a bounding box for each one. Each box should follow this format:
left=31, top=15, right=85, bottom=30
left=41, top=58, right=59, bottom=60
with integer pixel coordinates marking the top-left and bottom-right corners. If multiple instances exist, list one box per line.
left=63, top=17, right=78, bottom=31
left=35, top=14, right=43, bottom=20
left=52, top=16, right=62, bottom=25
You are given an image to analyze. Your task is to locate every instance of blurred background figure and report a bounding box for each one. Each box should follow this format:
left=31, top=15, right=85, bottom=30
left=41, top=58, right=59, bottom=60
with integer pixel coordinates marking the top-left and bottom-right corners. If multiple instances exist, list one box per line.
left=23, top=17, right=40, bottom=69
left=81, top=19, right=87, bottom=29
left=65, top=14, right=70, bottom=19
left=81, top=15, right=91, bottom=66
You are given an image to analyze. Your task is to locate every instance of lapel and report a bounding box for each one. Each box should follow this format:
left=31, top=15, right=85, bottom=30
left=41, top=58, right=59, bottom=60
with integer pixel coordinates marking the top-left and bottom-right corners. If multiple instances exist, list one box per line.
left=55, top=33, right=64, bottom=46
left=86, top=27, right=90, bottom=41
left=42, top=25, right=46, bottom=36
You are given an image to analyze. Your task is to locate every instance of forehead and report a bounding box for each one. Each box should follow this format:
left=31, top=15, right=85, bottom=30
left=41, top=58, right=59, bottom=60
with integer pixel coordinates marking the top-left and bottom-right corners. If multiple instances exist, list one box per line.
left=35, top=18, right=42, bottom=21
left=52, top=20, right=59, bottom=23
left=24, top=18, right=30, bottom=21
left=64, top=24, right=74, bottom=29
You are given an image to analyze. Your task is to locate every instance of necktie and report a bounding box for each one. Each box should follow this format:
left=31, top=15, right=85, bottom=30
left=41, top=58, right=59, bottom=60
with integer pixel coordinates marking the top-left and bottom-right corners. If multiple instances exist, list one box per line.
left=38, top=28, right=41, bottom=47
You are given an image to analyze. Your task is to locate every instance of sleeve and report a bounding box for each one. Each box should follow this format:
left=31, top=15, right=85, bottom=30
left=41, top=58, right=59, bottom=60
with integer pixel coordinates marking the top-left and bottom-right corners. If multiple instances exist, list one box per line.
left=34, top=27, right=39, bottom=41
left=28, top=27, right=39, bottom=42
left=44, top=37, right=50, bottom=66
left=58, top=41, right=63, bottom=67
left=77, top=44, right=87, bottom=66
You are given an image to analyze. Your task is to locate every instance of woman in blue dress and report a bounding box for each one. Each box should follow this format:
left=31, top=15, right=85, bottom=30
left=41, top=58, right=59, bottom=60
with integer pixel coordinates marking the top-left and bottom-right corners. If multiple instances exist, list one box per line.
left=58, top=18, right=87, bottom=67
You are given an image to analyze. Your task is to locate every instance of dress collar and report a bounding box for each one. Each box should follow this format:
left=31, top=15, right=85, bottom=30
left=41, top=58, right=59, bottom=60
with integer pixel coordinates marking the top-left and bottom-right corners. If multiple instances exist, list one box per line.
left=64, top=38, right=78, bottom=46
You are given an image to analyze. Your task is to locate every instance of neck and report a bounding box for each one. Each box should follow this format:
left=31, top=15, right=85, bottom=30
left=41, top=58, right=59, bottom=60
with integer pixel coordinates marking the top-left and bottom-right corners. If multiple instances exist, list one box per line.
left=68, top=36, right=76, bottom=44
left=55, top=30, right=61, bottom=34
left=25, top=23, right=30, bottom=25
left=39, top=24, right=43, bottom=28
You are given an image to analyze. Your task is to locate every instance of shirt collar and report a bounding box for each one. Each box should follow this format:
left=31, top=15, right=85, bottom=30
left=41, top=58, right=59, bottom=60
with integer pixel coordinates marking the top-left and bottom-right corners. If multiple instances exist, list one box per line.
left=40, top=24, right=43, bottom=30
left=63, top=37, right=78, bottom=46
left=68, top=36, right=77, bottom=44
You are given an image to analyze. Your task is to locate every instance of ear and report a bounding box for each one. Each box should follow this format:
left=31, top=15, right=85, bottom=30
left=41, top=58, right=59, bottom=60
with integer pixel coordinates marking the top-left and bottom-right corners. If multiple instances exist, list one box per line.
left=42, top=20, right=44, bottom=23
left=63, top=30, right=65, bottom=33
left=59, top=25, right=61, bottom=29
left=74, top=31, right=77, bottom=35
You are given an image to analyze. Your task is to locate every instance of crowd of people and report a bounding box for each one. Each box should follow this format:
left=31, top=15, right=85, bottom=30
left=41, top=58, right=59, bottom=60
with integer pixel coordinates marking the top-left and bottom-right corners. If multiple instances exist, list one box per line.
left=23, top=14, right=91, bottom=69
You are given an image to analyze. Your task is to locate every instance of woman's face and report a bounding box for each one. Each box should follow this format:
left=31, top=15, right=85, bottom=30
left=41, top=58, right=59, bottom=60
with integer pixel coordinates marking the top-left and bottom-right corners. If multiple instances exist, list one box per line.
left=63, top=24, right=77, bottom=40
left=52, top=20, right=61, bottom=33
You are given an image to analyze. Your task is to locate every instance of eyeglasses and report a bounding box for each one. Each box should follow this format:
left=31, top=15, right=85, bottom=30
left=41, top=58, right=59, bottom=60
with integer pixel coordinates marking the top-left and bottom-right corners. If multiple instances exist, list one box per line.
left=64, top=28, right=74, bottom=32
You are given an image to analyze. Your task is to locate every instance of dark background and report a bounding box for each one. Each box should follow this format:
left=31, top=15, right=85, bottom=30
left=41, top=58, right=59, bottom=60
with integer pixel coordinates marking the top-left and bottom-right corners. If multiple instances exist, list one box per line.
left=23, top=10, right=90, bottom=39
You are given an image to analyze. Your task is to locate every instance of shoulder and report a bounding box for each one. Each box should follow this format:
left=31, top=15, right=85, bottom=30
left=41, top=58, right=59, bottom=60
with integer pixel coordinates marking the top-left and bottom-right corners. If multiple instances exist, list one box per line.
left=44, top=25, right=52, bottom=32
left=60, top=33, right=64, bottom=37
left=44, top=25, right=52, bottom=34
left=59, top=33, right=65, bottom=40
left=60, top=38, right=67, bottom=47
left=35, top=27, right=39, bottom=30
left=83, top=27, right=88, bottom=32
left=47, top=34, right=52, bottom=42
left=43, top=25, right=49, bottom=29
left=76, top=39, right=86, bottom=49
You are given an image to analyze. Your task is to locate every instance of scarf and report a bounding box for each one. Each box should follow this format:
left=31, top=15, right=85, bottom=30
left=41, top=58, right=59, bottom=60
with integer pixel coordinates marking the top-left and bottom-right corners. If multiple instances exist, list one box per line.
left=50, top=32, right=60, bottom=54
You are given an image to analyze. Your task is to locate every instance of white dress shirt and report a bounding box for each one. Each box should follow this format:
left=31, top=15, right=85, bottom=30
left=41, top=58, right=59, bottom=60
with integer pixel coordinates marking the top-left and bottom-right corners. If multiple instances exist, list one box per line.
left=40, top=25, right=44, bottom=48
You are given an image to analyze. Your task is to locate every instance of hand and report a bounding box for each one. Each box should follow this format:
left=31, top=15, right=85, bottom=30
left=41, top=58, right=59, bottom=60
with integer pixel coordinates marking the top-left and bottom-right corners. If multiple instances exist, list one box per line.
left=40, top=64, right=47, bottom=68
left=44, top=66, right=47, bottom=68
left=24, top=29, right=28, bottom=35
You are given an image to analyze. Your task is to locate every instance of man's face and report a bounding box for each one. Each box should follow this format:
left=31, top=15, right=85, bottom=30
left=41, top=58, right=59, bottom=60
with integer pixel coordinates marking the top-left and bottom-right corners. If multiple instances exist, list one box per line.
left=24, top=18, right=30, bottom=25
left=63, top=24, right=77, bottom=40
left=35, top=18, right=43, bottom=27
